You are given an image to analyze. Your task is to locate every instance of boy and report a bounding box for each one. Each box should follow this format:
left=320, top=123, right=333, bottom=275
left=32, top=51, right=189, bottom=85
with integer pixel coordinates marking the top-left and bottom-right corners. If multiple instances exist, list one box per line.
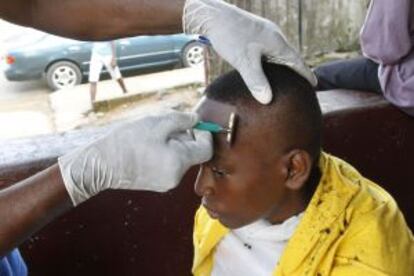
left=192, top=62, right=414, bottom=275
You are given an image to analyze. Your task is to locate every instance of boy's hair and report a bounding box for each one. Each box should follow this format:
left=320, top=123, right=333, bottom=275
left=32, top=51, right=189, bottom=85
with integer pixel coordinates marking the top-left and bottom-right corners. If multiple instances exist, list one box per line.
left=205, top=62, right=322, bottom=162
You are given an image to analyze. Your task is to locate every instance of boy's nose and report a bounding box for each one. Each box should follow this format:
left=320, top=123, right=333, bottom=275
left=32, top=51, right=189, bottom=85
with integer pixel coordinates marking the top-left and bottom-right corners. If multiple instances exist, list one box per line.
left=194, top=165, right=215, bottom=197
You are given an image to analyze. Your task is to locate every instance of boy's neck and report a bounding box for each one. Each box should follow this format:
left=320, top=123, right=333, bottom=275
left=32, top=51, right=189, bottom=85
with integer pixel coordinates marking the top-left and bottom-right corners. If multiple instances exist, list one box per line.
left=266, top=166, right=322, bottom=225
left=266, top=192, right=308, bottom=225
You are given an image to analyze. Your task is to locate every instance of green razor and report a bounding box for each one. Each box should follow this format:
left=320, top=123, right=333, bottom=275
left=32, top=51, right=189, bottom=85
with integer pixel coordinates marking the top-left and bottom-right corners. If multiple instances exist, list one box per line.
left=194, top=121, right=223, bottom=133
left=193, top=112, right=237, bottom=145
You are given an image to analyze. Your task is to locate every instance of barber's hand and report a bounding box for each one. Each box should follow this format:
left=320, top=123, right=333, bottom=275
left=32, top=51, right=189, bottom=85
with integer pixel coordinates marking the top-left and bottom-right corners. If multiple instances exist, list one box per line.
left=58, top=111, right=213, bottom=206
left=183, top=0, right=317, bottom=104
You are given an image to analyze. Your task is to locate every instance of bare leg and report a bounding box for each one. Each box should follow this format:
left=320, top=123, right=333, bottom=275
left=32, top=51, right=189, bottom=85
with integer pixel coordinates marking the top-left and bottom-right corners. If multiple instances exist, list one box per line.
left=117, top=78, right=128, bottom=94
left=90, top=82, right=98, bottom=102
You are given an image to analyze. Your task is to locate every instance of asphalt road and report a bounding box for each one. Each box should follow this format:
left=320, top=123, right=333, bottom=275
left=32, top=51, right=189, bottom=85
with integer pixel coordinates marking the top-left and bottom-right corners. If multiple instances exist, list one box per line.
left=0, top=65, right=204, bottom=140
left=0, top=72, right=49, bottom=100
left=0, top=73, right=54, bottom=140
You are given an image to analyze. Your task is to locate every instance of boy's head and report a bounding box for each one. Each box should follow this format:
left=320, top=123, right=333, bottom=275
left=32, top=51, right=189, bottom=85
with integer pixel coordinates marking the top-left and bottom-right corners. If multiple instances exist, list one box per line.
left=194, top=62, right=322, bottom=229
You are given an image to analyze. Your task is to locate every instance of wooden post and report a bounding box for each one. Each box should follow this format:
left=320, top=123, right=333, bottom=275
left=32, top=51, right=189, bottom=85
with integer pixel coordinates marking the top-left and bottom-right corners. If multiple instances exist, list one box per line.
left=298, top=0, right=303, bottom=53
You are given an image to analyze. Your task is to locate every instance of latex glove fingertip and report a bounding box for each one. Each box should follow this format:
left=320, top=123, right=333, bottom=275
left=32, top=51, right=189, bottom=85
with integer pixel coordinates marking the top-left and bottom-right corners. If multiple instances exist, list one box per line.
left=191, top=129, right=213, bottom=162
left=193, top=128, right=213, bottom=142
left=250, top=85, right=273, bottom=104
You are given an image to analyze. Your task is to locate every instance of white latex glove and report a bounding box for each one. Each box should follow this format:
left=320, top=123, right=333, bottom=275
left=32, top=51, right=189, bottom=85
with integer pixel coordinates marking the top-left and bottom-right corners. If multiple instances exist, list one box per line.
left=183, top=0, right=317, bottom=104
left=58, top=111, right=213, bottom=206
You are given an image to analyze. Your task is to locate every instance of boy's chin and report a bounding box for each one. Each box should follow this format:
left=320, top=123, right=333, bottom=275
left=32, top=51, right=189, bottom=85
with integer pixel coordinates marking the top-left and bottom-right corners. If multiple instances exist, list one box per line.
left=215, top=216, right=254, bottom=230
left=205, top=207, right=258, bottom=229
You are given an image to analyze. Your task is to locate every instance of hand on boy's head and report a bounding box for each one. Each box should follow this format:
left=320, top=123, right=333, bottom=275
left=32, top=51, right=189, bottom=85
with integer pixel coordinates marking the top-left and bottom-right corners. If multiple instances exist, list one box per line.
left=184, top=0, right=317, bottom=105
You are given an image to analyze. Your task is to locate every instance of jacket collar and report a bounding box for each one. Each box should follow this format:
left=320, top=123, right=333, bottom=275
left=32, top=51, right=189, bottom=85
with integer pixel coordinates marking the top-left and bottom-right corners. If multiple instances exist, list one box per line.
left=276, top=152, right=361, bottom=274
left=192, top=208, right=229, bottom=271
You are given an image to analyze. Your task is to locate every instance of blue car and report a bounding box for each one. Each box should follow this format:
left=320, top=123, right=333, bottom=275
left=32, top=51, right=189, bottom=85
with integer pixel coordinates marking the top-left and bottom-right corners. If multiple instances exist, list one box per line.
left=2, top=32, right=204, bottom=90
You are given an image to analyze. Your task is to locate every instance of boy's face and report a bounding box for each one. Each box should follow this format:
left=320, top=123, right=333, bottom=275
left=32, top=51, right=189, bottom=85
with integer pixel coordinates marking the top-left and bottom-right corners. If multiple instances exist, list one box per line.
left=195, top=97, right=294, bottom=229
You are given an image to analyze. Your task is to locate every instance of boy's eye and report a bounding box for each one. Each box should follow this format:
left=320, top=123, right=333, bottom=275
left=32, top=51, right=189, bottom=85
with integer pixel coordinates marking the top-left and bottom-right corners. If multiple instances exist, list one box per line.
left=211, top=167, right=228, bottom=178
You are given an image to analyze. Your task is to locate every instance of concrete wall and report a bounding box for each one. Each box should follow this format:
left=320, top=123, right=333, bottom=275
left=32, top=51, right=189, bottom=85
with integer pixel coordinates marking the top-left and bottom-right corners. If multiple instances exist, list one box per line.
left=228, top=0, right=370, bottom=56
left=207, top=0, right=370, bottom=80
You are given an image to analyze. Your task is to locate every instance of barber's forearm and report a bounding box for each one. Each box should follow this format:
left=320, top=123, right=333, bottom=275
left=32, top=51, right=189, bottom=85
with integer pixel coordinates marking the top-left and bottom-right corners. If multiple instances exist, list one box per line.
left=0, top=164, right=72, bottom=257
left=0, top=0, right=31, bottom=28
left=0, top=0, right=185, bottom=40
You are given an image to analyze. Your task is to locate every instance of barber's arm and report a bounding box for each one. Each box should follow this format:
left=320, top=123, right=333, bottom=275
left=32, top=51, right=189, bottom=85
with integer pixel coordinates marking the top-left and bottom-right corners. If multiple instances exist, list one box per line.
left=0, top=0, right=185, bottom=40
left=0, top=165, right=72, bottom=257
left=0, top=111, right=212, bottom=256
left=360, top=0, right=412, bottom=65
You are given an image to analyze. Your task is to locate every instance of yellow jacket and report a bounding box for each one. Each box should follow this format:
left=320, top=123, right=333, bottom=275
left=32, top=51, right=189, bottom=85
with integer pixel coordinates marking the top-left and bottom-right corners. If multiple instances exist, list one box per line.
left=192, top=153, right=414, bottom=275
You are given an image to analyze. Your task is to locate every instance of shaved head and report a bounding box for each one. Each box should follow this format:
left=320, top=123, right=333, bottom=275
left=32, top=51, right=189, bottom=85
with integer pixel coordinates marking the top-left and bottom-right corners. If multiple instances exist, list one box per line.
left=205, top=62, right=322, bottom=162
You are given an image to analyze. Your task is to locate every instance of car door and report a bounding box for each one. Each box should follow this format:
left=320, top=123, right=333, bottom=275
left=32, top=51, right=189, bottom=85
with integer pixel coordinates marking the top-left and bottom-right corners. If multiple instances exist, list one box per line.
left=63, top=40, right=93, bottom=73
left=116, top=35, right=176, bottom=71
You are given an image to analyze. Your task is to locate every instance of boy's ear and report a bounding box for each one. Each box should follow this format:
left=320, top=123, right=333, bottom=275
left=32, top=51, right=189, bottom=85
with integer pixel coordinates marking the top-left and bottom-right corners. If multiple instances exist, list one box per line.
left=284, top=150, right=312, bottom=190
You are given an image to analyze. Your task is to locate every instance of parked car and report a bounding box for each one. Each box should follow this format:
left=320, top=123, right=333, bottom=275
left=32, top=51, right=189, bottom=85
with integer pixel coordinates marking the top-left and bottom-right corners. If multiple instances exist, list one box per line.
left=2, top=32, right=204, bottom=90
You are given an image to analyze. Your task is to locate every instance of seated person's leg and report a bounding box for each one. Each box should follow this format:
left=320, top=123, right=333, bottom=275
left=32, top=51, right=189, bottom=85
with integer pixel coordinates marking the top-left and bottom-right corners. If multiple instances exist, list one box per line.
left=314, top=57, right=382, bottom=93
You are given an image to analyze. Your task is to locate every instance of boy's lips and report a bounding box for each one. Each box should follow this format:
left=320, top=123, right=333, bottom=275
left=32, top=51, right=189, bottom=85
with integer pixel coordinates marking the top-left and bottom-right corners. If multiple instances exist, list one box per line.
left=204, top=205, right=220, bottom=219
left=202, top=200, right=221, bottom=219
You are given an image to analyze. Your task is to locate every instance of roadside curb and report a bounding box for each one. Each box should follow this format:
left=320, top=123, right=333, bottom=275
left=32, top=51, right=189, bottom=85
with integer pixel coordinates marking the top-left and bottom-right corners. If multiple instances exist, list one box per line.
left=92, top=83, right=203, bottom=112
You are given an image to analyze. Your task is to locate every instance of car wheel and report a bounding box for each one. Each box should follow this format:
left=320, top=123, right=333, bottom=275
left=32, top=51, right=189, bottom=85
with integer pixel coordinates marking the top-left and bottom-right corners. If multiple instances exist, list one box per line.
left=46, top=61, right=82, bottom=90
left=182, top=42, right=205, bottom=68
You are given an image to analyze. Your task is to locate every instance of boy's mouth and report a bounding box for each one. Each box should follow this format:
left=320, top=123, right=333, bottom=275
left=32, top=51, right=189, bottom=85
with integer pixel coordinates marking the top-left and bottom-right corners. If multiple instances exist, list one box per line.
left=202, top=200, right=220, bottom=219
left=204, top=205, right=220, bottom=219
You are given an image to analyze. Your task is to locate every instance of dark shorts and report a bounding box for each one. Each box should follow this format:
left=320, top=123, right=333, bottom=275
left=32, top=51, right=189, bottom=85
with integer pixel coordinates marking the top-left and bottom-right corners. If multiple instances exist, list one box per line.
left=314, top=57, right=382, bottom=93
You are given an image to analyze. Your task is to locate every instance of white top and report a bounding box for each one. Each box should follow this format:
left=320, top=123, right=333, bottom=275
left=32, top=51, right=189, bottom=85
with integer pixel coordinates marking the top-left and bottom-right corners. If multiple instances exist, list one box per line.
left=92, top=41, right=113, bottom=57
left=212, top=213, right=304, bottom=276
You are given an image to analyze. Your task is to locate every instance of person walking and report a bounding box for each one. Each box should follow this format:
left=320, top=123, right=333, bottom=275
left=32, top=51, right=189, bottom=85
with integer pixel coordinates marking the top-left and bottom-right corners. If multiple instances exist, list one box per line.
left=89, top=41, right=128, bottom=103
